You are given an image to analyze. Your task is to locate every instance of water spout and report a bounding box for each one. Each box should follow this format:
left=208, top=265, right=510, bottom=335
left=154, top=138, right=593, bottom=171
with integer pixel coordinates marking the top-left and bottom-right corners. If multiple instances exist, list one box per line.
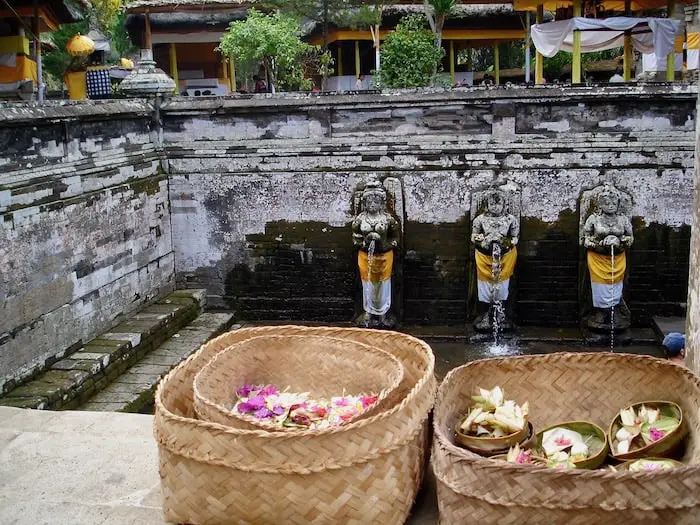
left=367, top=239, right=376, bottom=277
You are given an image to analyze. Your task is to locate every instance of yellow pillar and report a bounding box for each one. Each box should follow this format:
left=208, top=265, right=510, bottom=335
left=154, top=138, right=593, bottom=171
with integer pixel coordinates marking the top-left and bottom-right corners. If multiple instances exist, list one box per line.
left=623, top=0, right=632, bottom=81
left=666, top=0, right=676, bottom=81
left=494, top=43, right=500, bottom=85
left=572, top=0, right=582, bottom=84
left=169, top=43, right=179, bottom=93
left=229, top=57, right=236, bottom=92
left=355, top=40, right=360, bottom=78
left=337, top=44, right=343, bottom=76
left=535, top=4, right=544, bottom=84
left=450, top=40, right=455, bottom=84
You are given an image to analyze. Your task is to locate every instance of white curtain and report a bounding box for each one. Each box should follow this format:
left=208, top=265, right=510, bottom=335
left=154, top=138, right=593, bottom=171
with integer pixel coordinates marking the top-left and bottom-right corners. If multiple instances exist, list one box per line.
left=532, top=17, right=681, bottom=58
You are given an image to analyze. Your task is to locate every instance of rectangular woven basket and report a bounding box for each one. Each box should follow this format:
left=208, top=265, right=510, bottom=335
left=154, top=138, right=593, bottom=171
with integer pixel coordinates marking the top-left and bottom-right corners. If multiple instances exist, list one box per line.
left=432, top=352, right=700, bottom=525
left=154, top=326, right=436, bottom=525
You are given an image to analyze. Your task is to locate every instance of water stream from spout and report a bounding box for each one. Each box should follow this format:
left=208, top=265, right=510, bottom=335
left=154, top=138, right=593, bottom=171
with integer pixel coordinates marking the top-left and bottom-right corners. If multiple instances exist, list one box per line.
left=610, top=244, right=615, bottom=352
left=491, top=243, right=503, bottom=347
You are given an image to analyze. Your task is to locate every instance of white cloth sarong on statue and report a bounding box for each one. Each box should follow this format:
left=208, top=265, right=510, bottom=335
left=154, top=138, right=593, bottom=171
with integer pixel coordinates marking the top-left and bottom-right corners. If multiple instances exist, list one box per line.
left=591, top=281, right=623, bottom=309
left=362, top=279, right=391, bottom=315
left=532, top=17, right=681, bottom=58
left=478, top=278, right=510, bottom=303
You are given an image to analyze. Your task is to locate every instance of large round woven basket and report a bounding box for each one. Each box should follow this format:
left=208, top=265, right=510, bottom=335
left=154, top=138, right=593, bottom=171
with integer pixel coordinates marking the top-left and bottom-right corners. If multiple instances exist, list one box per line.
left=154, top=326, right=436, bottom=525
left=193, top=334, right=404, bottom=430
left=432, top=352, right=700, bottom=525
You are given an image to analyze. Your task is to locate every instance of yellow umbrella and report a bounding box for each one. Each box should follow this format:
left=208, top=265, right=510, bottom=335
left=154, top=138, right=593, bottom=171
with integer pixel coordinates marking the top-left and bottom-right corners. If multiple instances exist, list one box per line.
left=66, top=33, right=95, bottom=57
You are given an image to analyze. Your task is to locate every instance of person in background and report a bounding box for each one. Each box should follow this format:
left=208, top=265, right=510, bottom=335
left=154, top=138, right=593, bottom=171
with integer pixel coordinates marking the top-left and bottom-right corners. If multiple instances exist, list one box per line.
left=481, top=74, right=494, bottom=86
left=608, top=66, right=625, bottom=83
left=355, top=74, right=365, bottom=90
left=662, top=332, right=686, bottom=365
left=253, top=75, right=267, bottom=93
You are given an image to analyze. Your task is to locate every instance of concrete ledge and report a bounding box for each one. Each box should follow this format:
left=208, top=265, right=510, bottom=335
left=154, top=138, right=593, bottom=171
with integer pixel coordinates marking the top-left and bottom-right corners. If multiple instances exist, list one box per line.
left=0, top=289, right=206, bottom=410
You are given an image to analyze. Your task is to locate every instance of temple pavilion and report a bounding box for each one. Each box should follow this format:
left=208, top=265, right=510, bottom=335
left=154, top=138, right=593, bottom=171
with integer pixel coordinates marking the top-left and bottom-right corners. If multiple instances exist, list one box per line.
left=123, top=0, right=697, bottom=92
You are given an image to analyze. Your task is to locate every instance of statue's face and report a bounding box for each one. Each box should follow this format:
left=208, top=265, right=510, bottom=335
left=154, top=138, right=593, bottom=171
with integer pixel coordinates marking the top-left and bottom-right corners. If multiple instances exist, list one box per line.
left=487, top=197, right=504, bottom=216
left=365, top=194, right=384, bottom=213
left=599, top=194, right=619, bottom=214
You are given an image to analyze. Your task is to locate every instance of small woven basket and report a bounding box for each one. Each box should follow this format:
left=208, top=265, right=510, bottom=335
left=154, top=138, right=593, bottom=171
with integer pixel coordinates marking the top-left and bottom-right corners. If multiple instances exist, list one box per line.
left=154, top=326, right=436, bottom=525
left=432, top=352, right=700, bottom=525
left=193, top=334, right=404, bottom=430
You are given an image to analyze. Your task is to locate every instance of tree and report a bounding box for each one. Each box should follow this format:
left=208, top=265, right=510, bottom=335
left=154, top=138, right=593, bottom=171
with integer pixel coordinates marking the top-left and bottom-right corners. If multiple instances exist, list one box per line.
left=90, top=0, right=123, bottom=33
left=423, top=0, right=455, bottom=51
left=219, top=9, right=327, bottom=92
left=376, top=14, right=444, bottom=88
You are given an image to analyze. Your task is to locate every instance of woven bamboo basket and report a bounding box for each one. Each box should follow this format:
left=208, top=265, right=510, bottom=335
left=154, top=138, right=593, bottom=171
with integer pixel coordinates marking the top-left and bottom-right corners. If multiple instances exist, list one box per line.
left=154, top=326, right=436, bottom=525
left=193, top=335, right=404, bottom=430
left=432, top=352, right=700, bottom=525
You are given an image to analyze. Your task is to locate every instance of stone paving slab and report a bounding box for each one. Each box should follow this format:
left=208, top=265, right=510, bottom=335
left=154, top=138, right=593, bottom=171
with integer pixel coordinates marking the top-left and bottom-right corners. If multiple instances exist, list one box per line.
left=0, top=290, right=206, bottom=410
left=0, top=406, right=436, bottom=525
left=80, top=313, right=234, bottom=413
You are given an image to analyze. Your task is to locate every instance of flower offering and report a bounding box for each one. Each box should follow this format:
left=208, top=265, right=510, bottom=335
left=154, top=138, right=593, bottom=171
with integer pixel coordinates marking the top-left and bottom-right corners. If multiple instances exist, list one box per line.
left=234, top=383, right=379, bottom=430
left=627, top=459, right=679, bottom=472
left=613, top=404, right=681, bottom=455
left=459, top=386, right=529, bottom=438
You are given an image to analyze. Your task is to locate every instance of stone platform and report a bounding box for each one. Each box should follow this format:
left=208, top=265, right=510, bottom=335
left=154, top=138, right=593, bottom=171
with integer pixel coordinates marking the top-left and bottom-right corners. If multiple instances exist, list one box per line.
left=0, top=406, right=437, bottom=525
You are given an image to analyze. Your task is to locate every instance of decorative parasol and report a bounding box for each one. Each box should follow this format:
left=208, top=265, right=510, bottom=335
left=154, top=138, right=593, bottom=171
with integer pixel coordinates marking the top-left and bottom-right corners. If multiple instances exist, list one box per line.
left=66, top=33, right=95, bottom=57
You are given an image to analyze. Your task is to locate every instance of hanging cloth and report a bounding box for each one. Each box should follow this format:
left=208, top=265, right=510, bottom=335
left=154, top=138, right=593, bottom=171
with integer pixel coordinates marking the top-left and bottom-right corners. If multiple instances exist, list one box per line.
left=531, top=17, right=681, bottom=58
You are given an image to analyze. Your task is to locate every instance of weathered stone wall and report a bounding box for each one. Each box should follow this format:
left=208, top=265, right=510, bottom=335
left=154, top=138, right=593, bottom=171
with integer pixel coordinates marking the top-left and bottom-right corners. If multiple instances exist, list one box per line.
left=161, top=85, right=696, bottom=326
left=686, top=87, right=700, bottom=375
left=0, top=101, right=174, bottom=392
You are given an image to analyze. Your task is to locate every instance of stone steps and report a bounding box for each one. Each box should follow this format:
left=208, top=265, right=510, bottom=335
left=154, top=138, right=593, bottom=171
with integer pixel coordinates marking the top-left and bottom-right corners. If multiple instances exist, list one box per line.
left=0, top=289, right=209, bottom=410
left=80, top=312, right=234, bottom=412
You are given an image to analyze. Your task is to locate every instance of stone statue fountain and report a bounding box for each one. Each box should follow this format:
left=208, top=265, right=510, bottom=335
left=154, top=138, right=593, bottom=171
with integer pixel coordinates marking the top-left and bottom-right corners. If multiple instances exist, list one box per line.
left=470, top=186, right=521, bottom=338
left=580, top=183, right=634, bottom=345
left=352, top=180, right=401, bottom=329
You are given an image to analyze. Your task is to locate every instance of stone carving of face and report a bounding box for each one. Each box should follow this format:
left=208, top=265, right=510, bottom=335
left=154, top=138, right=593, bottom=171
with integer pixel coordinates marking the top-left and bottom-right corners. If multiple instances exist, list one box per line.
left=599, top=193, right=619, bottom=215
left=364, top=193, right=385, bottom=214
left=487, top=195, right=505, bottom=216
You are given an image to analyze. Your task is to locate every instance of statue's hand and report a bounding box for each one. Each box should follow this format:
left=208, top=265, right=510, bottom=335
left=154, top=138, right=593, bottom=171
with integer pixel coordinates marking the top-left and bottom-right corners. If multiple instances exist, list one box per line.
left=584, top=237, right=597, bottom=249
left=511, top=237, right=519, bottom=246
left=364, top=232, right=381, bottom=246
left=621, top=235, right=633, bottom=246
left=472, top=234, right=485, bottom=243
left=602, top=235, right=620, bottom=247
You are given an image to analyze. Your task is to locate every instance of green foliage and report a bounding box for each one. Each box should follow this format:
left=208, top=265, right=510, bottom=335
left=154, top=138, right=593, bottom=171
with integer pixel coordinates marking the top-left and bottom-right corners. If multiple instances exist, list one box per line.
left=347, top=3, right=383, bottom=28
left=376, top=14, right=444, bottom=88
left=91, top=0, right=124, bottom=33
left=219, top=9, right=328, bottom=91
left=109, top=11, right=137, bottom=60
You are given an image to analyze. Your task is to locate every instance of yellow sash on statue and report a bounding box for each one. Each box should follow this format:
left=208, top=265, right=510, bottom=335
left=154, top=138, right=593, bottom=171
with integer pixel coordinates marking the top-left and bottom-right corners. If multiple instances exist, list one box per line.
left=588, top=250, right=626, bottom=284
left=475, top=247, right=517, bottom=283
left=358, top=250, right=393, bottom=282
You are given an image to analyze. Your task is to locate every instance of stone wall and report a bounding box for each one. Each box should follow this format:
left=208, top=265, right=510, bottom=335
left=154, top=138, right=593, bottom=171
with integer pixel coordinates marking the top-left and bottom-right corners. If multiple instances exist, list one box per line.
left=1, top=87, right=696, bottom=391
left=0, top=101, right=174, bottom=392
left=686, top=87, right=700, bottom=375
left=161, top=85, right=696, bottom=326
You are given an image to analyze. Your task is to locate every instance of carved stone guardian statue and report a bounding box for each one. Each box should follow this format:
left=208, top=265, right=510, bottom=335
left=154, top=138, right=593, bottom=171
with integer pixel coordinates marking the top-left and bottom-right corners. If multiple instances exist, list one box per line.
left=352, top=181, right=400, bottom=329
left=470, top=187, right=520, bottom=334
left=580, top=183, right=634, bottom=343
